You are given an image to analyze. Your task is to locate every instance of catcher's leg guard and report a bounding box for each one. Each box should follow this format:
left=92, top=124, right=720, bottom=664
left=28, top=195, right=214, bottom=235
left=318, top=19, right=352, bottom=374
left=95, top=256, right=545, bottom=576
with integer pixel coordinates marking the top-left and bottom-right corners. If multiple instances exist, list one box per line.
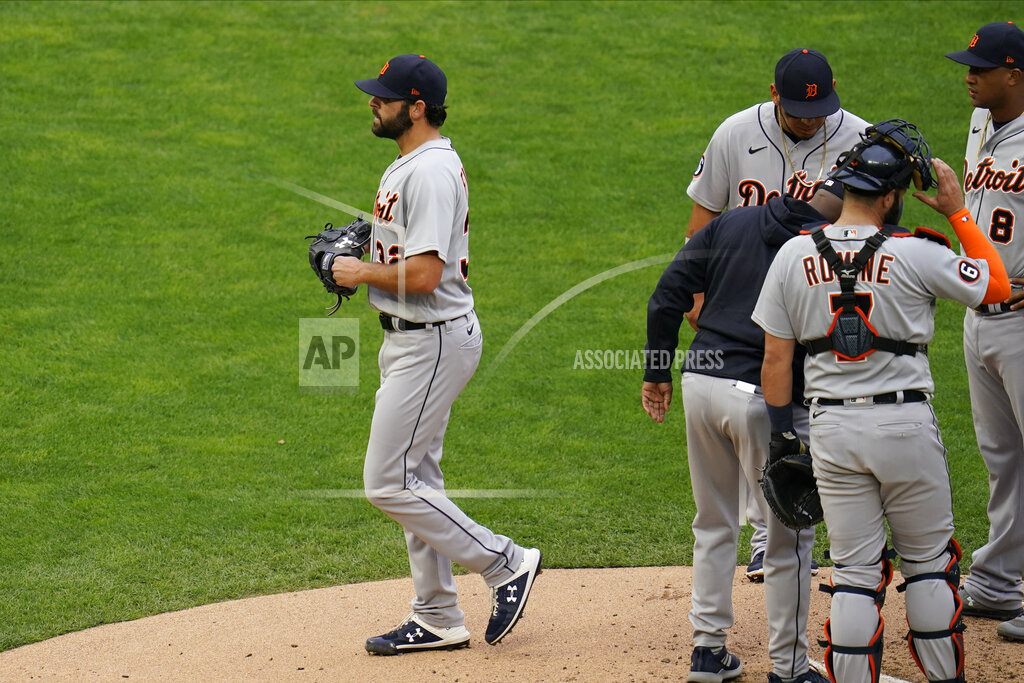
left=820, top=549, right=894, bottom=683
left=896, top=539, right=966, bottom=683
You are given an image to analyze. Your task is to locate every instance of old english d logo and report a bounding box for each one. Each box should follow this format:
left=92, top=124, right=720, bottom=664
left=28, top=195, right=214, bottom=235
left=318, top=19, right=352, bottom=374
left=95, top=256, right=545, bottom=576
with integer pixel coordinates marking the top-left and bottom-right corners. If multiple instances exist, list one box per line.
left=379, top=61, right=390, bottom=75
left=969, top=33, right=979, bottom=48
left=805, top=83, right=818, bottom=99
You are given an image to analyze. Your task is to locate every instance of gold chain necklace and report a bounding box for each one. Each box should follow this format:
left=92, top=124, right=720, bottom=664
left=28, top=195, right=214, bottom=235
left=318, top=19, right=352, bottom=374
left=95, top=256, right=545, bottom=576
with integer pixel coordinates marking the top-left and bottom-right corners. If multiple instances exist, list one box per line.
left=778, top=111, right=828, bottom=183
left=976, top=112, right=992, bottom=160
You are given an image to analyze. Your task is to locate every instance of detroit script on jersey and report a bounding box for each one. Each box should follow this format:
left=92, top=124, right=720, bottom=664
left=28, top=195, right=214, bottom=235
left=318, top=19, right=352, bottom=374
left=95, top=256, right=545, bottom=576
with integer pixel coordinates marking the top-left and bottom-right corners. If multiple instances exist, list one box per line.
left=962, top=109, right=1024, bottom=277
left=367, top=137, right=474, bottom=323
left=687, top=103, right=870, bottom=212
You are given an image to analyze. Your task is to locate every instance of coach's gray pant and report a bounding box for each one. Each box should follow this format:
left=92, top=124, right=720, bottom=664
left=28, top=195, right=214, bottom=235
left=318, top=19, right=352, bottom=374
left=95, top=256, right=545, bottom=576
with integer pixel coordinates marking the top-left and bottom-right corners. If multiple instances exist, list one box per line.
left=363, top=311, right=525, bottom=629
left=962, top=309, right=1024, bottom=612
left=683, top=372, right=814, bottom=679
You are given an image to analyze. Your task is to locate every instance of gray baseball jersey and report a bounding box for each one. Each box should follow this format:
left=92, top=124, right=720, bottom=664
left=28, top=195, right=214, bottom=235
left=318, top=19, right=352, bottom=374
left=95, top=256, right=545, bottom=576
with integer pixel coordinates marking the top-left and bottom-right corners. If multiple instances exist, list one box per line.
left=368, top=137, right=473, bottom=323
left=687, top=103, right=869, bottom=212
left=753, top=225, right=990, bottom=398
left=962, top=108, right=1024, bottom=278
left=753, top=224, right=987, bottom=682
left=960, top=107, right=1024, bottom=614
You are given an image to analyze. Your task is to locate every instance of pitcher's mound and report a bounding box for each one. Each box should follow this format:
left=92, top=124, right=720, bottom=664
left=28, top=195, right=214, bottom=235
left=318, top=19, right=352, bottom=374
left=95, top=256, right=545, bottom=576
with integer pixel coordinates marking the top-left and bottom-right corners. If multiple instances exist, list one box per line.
left=1, top=567, right=1020, bottom=681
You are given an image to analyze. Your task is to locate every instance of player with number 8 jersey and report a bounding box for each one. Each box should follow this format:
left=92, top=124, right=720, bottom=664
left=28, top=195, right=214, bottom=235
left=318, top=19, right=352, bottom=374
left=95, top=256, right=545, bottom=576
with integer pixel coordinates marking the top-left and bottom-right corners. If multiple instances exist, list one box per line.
left=945, top=21, right=1024, bottom=643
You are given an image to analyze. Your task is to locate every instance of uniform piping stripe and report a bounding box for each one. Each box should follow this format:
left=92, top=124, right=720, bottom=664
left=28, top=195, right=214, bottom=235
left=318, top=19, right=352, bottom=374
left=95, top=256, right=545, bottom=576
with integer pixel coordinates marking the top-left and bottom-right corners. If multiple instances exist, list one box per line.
left=402, top=327, right=514, bottom=571
left=788, top=528, right=805, bottom=678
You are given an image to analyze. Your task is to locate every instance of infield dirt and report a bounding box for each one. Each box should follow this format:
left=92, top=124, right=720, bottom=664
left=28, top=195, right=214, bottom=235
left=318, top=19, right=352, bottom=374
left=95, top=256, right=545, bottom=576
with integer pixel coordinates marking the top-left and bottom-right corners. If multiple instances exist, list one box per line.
left=1, top=566, right=1020, bottom=681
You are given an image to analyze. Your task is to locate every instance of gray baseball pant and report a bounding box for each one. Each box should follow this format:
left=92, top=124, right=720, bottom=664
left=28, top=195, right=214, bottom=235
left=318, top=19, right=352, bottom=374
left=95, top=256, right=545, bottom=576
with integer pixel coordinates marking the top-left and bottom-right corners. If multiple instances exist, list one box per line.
left=363, top=310, right=525, bottom=629
left=962, top=310, right=1024, bottom=611
left=683, top=372, right=814, bottom=678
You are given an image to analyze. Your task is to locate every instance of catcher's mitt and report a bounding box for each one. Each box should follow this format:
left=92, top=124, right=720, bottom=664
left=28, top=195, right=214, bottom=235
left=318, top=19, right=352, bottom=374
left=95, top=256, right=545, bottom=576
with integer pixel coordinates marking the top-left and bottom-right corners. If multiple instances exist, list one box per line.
left=306, top=217, right=372, bottom=315
left=759, top=431, right=824, bottom=530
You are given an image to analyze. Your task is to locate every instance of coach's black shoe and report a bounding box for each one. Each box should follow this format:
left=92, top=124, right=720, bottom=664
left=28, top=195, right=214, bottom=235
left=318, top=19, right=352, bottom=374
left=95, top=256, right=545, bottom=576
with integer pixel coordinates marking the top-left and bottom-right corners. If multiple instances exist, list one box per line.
left=959, top=586, right=1024, bottom=621
left=746, top=551, right=765, bottom=582
left=767, top=668, right=829, bottom=683
left=687, top=645, right=742, bottom=682
left=365, top=613, right=470, bottom=655
left=485, top=547, right=542, bottom=644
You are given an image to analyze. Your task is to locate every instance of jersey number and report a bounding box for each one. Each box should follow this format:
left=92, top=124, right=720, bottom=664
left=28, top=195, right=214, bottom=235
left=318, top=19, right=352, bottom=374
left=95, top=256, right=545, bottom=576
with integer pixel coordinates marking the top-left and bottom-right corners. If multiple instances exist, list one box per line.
left=989, top=208, right=1015, bottom=244
left=374, top=241, right=402, bottom=264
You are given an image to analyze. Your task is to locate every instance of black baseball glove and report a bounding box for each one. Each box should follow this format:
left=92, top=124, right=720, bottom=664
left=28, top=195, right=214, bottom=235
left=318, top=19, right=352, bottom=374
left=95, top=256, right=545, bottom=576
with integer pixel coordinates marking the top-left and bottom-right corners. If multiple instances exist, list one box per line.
left=759, top=431, right=824, bottom=530
left=306, top=217, right=372, bottom=315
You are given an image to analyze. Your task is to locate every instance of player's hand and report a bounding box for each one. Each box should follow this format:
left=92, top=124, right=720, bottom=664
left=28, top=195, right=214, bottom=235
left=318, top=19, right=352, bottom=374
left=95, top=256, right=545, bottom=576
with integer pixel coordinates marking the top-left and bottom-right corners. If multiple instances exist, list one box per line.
left=684, top=293, right=704, bottom=332
left=913, top=158, right=965, bottom=218
left=768, top=430, right=808, bottom=464
left=641, top=381, right=673, bottom=423
left=331, top=255, right=365, bottom=288
left=1008, top=278, right=1024, bottom=311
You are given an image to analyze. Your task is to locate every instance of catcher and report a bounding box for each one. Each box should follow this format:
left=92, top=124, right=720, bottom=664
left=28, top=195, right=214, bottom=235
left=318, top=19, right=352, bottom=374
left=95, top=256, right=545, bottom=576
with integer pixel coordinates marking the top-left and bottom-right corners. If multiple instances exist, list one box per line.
left=307, top=217, right=372, bottom=315
left=754, top=120, right=1010, bottom=683
left=643, top=179, right=843, bottom=683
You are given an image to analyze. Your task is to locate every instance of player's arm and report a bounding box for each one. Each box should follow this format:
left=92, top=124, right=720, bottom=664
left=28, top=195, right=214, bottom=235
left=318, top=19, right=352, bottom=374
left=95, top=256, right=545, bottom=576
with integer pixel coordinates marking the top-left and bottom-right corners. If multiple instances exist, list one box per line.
left=332, top=251, right=444, bottom=295
left=643, top=235, right=712, bottom=420
left=685, top=203, right=721, bottom=239
left=914, top=158, right=1010, bottom=304
left=646, top=232, right=711, bottom=350
left=761, top=333, right=796, bottom=432
left=947, top=208, right=1011, bottom=303
left=752, top=249, right=799, bottom=431
left=682, top=205, right=721, bottom=330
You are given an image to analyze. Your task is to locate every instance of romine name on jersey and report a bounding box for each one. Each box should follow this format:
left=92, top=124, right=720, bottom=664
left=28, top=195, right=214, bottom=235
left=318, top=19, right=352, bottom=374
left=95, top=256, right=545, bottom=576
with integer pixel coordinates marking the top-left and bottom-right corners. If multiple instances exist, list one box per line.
left=800, top=252, right=896, bottom=288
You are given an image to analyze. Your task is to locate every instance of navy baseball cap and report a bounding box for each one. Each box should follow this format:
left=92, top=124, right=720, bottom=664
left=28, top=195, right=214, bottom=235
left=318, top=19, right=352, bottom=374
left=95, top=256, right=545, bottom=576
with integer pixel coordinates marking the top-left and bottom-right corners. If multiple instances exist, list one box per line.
left=774, top=48, right=840, bottom=119
left=946, top=22, right=1024, bottom=69
left=355, top=54, right=447, bottom=106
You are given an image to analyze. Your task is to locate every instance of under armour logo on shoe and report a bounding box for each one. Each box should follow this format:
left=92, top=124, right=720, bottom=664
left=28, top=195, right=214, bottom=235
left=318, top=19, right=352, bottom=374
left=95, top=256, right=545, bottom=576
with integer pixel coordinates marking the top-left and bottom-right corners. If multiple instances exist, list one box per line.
left=505, top=585, right=519, bottom=603
left=406, top=627, right=423, bottom=642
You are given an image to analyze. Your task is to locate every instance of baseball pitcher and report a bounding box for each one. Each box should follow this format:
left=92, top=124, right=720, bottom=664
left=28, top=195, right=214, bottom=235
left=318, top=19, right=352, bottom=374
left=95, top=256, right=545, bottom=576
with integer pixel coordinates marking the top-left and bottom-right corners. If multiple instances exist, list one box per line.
left=331, top=54, right=541, bottom=655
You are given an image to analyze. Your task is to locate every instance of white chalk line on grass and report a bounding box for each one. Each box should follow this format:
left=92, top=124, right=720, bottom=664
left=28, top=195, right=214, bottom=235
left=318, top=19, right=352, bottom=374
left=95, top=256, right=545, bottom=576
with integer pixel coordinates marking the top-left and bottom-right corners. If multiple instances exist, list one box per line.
left=483, top=253, right=676, bottom=380
left=299, top=489, right=564, bottom=499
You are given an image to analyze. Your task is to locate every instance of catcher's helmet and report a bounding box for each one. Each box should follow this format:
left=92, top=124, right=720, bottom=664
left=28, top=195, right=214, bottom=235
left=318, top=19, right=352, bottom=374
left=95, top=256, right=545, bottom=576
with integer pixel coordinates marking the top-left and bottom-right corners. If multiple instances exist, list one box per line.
left=830, top=119, right=934, bottom=194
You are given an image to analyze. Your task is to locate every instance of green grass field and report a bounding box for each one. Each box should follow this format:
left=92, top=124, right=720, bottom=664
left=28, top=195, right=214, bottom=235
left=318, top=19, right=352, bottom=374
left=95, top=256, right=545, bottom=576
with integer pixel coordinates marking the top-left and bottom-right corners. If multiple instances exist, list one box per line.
left=0, top=0, right=1015, bottom=651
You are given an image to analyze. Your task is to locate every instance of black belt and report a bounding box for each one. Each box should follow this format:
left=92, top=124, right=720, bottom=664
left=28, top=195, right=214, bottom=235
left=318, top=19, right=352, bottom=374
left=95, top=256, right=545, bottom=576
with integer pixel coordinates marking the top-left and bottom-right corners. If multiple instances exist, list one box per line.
left=816, top=390, right=928, bottom=406
left=379, top=312, right=466, bottom=332
left=973, top=302, right=1014, bottom=315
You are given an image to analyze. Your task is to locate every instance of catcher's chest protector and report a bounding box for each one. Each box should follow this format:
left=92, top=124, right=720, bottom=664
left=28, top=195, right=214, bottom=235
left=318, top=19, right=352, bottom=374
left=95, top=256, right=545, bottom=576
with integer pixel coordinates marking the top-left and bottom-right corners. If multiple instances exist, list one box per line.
left=803, top=226, right=921, bottom=362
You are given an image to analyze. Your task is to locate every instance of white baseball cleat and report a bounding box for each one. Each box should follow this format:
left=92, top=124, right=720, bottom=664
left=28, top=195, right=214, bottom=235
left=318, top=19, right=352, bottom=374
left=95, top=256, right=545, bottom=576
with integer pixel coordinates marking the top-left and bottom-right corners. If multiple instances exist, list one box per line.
left=365, top=613, right=470, bottom=655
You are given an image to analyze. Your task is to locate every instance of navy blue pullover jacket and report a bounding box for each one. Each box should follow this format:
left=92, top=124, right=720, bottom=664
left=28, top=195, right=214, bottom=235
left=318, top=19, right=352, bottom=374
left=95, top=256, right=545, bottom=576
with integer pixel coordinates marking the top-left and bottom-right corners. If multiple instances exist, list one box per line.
left=644, top=195, right=827, bottom=401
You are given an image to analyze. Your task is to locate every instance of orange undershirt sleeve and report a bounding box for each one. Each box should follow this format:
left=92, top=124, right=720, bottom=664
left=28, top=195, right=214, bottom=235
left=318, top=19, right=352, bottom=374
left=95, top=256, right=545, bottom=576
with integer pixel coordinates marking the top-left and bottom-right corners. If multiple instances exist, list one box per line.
left=948, top=208, right=1011, bottom=304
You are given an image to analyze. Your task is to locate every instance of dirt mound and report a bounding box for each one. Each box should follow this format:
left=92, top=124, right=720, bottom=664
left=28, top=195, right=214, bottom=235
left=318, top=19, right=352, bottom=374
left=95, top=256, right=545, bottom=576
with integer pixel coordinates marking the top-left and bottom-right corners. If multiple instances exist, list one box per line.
left=2, top=567, right=1019, bottom=681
